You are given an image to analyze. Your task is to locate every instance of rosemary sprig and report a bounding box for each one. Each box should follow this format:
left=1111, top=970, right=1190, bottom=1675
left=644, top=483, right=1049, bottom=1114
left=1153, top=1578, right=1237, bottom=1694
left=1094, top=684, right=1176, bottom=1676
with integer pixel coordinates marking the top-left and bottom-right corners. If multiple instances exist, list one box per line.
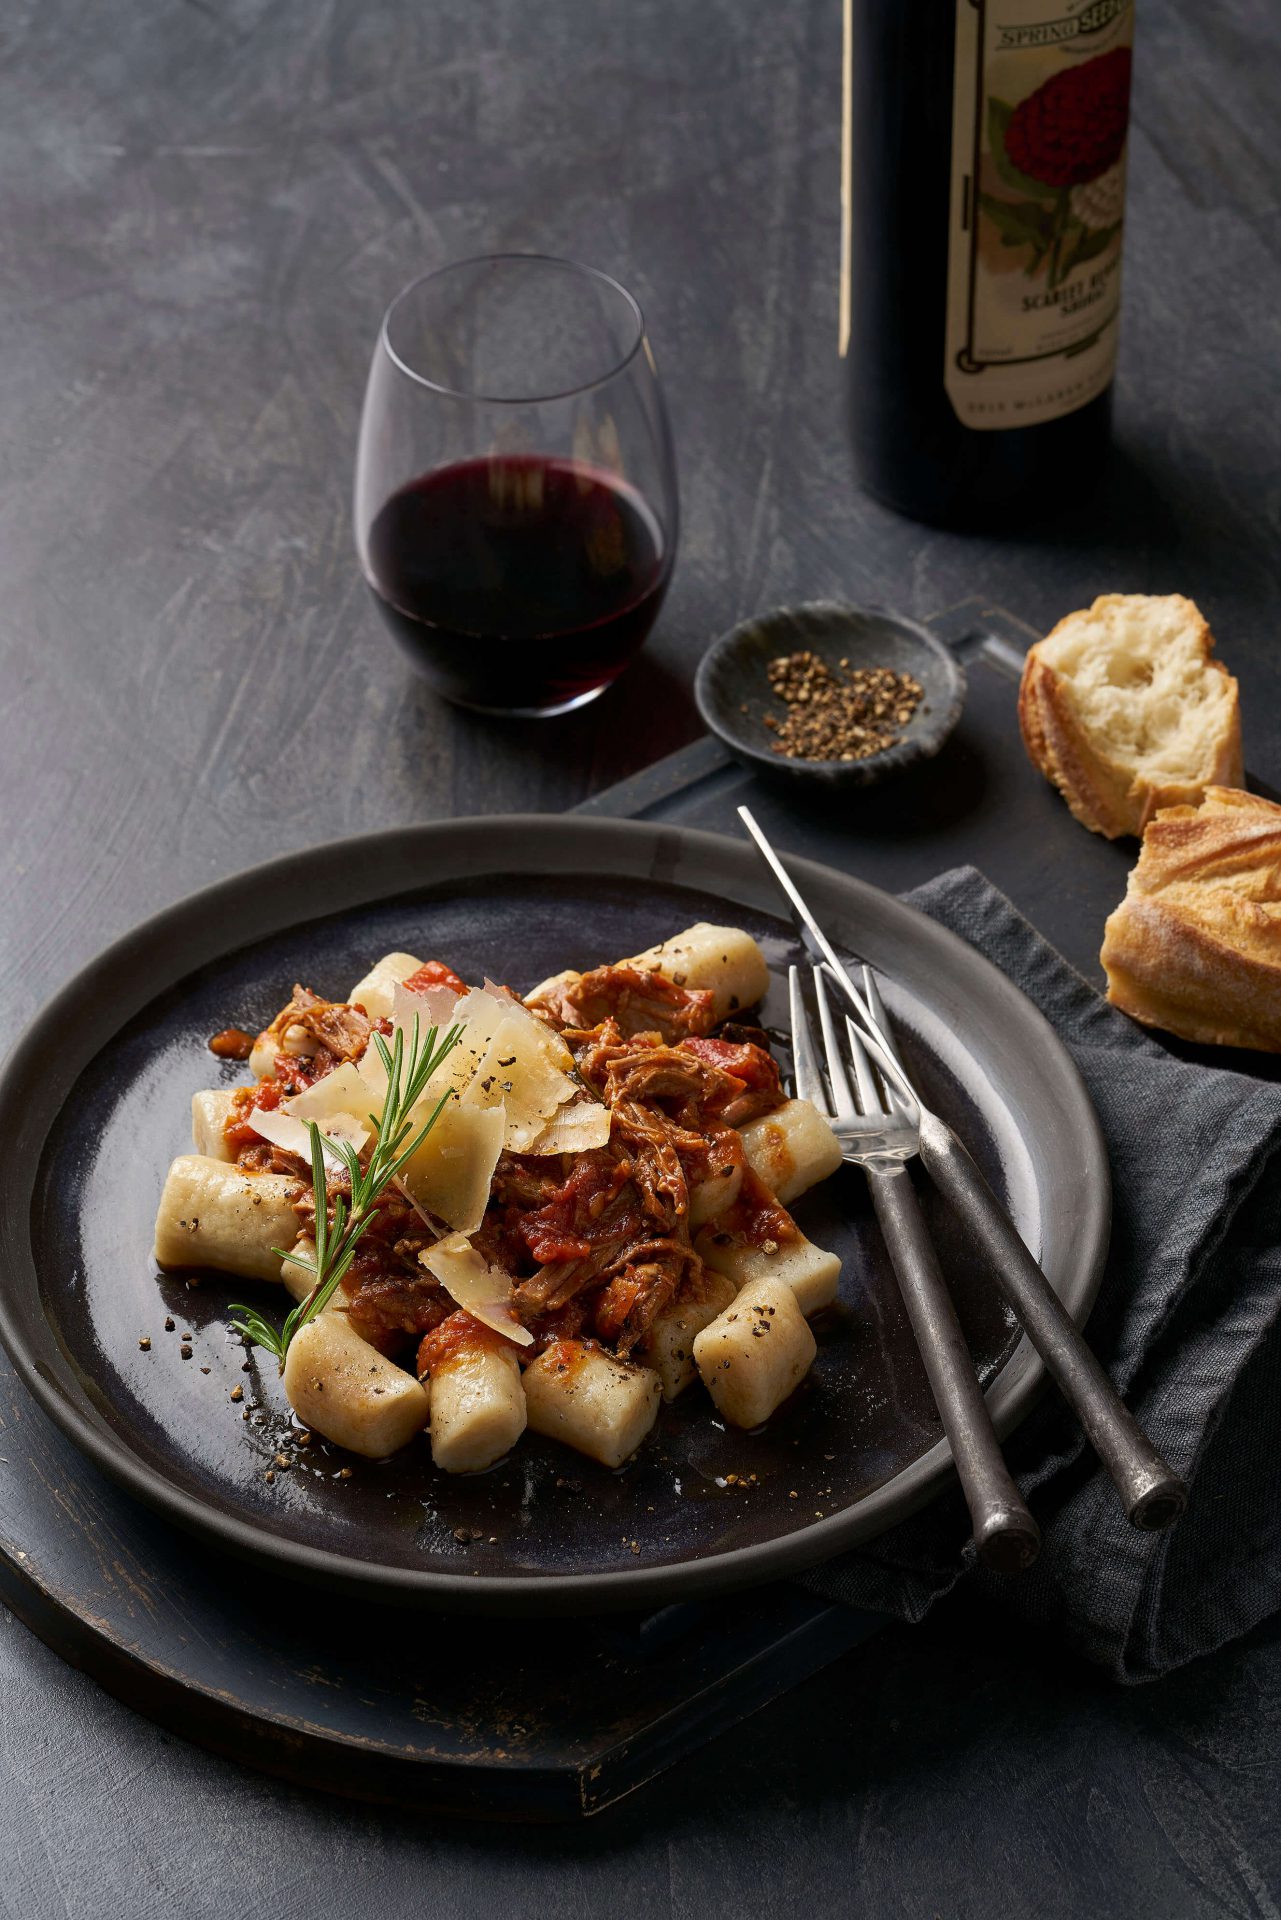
left=230, top=1014, right=463, bottom=1372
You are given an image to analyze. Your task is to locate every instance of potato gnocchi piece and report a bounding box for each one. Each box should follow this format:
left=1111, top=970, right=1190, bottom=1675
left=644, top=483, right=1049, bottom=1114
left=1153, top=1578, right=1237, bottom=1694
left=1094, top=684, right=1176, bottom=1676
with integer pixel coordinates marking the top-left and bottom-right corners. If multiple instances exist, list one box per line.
left=696, top=1223, right=841, bottom=1318
left=247, top=1005, right=320, bottom=1080
left=154, top=1155, right=300, bottom=1284
left=529, top=923, right=770, bottom=1025
left=425, top=1337, right=526, bottom=1473
left=279, top=1236, right=347, bottom=1309
left=639, top=1274, right=738, bottom=1401
left=621, top=922, right=770, bottom=1020
left=283, top=1313, right=430, bottom=1459
left=248, top=1031, right=281, bottom=1080
left=687, top=1153, right=744, bottom=1229
left=191, top=1089, right=237, bottom=1162
left=347, top=951, right=427, bottom=1022
left=693, top=1277, right=817, bottom=1428
left=739, top=1098, right=843, bottom=1207
left=523, top=1341, right=661, bottom=1468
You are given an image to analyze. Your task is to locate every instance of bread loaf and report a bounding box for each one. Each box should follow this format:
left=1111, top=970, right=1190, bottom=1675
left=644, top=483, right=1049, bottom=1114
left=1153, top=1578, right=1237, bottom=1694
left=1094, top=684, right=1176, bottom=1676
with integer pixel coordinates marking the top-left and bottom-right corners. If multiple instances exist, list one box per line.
left=1100, top=787, right=1281, bottom=1052
left=1018, top=594, right=1242, bottom=839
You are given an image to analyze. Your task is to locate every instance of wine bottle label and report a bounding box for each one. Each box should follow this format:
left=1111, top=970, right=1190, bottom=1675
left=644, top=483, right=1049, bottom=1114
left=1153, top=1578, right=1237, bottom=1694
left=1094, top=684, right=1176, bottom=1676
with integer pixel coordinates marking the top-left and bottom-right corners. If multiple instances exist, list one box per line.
left=943, top=0, right=1134, bottom=429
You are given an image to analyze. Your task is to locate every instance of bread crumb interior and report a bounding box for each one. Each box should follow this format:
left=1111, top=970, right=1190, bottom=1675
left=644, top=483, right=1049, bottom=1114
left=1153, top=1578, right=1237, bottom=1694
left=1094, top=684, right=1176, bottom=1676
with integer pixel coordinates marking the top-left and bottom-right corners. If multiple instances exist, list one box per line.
left=1040, top=597, right=1232, bottom=780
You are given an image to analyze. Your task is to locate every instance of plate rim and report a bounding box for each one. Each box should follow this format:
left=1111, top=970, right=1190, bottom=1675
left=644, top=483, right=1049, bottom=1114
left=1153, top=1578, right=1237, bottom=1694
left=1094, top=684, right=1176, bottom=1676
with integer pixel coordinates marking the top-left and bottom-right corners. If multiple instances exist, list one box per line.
left=0, top=813, right=1110, bottom=1613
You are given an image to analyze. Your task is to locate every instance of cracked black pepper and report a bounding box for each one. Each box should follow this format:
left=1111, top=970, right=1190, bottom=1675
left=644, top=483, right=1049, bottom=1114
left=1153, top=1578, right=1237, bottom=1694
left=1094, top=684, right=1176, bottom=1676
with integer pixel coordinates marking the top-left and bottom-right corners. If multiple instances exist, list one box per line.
left=762, top=651, right=924, bottom=762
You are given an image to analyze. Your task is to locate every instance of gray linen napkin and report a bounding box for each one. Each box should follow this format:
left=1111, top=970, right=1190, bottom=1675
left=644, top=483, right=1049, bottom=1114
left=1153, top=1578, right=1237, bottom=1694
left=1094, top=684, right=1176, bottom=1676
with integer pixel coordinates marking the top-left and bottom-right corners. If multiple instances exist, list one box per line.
left=802, top=866, right=1281, bottom=1683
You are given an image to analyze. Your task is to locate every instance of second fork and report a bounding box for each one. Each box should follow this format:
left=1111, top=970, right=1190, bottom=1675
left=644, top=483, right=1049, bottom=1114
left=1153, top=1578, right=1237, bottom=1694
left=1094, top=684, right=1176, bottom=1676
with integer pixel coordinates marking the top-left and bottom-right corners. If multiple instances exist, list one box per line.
left=797, top=964, right=1041, bottom=1572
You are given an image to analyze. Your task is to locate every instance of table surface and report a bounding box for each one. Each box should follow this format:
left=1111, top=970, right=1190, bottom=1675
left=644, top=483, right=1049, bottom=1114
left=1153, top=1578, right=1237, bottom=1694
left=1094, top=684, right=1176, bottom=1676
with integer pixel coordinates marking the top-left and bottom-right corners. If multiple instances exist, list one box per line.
left=4, top=0, right=1280, bottom=1912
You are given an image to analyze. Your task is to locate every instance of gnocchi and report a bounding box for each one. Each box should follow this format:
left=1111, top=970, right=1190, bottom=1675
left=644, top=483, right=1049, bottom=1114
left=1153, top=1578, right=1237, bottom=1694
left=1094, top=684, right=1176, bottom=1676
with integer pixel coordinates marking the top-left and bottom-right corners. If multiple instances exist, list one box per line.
left=282, top=1313, right=430, bottom=1459
left=693, top=1277, right=817, bottom=1429
left=523, top=1341, right=662, bottom=1468
left=154, top=1155, right=299, bottom=1283
left=155, top=917, right=847, bottom=1490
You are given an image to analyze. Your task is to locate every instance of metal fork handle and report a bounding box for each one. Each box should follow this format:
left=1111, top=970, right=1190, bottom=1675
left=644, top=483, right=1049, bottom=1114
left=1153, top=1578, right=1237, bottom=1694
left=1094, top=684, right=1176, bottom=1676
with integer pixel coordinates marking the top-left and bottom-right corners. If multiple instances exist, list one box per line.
left=916, top=1110, right=1187, bottom=1531
left=869, top=1166, right=1041, bottom=1572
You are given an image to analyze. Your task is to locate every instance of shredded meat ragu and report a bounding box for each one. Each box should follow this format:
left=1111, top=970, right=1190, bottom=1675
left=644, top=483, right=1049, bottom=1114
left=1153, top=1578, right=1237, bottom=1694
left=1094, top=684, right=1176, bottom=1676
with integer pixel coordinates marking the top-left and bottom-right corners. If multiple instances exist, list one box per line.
left=529, top=963, right=716, bottom=1043
left=220, top=957, right=786, bottom=1367
left=224, top=988, right=388, bottom=1160
left=268, top=983, right=374, bottom=1067
left=501, top=995, right=786, bottom=1355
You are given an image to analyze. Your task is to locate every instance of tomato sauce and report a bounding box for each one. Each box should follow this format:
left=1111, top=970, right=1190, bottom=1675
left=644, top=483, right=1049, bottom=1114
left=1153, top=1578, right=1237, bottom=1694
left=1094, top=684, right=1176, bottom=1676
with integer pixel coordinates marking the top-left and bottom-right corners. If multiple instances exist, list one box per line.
left=207, top=1027, right=255, bottom=1061
left=223, top=1079, right=284, bottom=1154
left=515, top=1151, right=634, bottom=1265
left=701, top=1166, right=799, bottom=1252
left=417, top=1308, right=516, bottom=1377
left=681, top=1035, right=782, bottom=1102
left=403, top=960, right=466, bottom=995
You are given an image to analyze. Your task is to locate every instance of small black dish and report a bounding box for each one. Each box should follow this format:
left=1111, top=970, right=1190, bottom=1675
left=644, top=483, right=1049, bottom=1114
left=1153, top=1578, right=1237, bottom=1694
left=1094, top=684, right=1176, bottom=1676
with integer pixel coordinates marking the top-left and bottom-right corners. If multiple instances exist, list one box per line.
left=695, top=600, right=967, bottom=789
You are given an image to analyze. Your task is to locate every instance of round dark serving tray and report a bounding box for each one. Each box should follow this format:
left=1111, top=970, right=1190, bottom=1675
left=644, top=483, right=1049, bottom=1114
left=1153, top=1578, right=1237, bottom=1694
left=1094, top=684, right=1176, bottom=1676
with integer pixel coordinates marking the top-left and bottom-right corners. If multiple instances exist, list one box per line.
left=0, top=816, right=1109, bottom=1613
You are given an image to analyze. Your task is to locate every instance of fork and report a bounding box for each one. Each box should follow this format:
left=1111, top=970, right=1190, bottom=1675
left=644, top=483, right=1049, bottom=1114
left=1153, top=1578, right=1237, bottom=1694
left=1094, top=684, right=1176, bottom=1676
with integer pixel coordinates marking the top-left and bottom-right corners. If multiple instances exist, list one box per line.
left=740, top=803, right=1187, bottom=1533
left=793, top=963, right=1041, bottom=1572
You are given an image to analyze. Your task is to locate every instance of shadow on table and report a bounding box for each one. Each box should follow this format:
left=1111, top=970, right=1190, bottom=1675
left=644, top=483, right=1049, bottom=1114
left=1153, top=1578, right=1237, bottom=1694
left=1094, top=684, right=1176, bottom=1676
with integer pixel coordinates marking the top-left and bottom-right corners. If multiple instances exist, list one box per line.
left=997, top=433, right=1267, bottom=613
left=446, top=650, right=703, bottom=810
left=206, top=1580, right=1277, bottom=1900
left=443, top=1593, right=1281, bottom=1898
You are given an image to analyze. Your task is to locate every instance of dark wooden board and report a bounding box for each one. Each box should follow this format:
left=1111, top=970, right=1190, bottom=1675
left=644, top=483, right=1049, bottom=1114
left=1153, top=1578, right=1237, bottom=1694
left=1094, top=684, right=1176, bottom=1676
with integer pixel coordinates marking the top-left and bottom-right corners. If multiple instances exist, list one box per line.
left=0, top=1470, right=878, bottom=1820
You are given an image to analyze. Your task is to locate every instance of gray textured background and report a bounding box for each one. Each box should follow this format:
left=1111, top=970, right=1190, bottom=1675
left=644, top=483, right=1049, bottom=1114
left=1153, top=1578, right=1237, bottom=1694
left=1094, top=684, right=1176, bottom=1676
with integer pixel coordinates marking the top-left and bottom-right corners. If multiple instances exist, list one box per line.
left=3, top=0, right=1280, bottom=1911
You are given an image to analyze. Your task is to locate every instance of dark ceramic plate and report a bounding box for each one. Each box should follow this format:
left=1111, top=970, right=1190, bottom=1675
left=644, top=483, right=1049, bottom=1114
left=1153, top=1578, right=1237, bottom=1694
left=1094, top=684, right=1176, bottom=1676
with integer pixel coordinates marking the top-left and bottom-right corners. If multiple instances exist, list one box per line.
left=0, top=817, right=1108, bottom=1613
left=695, top=601, right=967, bottom=789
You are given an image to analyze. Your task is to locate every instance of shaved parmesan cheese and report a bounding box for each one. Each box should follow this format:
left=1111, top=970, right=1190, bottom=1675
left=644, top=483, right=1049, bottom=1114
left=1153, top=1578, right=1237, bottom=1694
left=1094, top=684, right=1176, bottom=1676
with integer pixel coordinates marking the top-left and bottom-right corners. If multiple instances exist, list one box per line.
left=524, top=1102, right=612, bottom=1154
left=390, top=980, right=462, bottom=1035
left=284, top=1063, right=375, bottom=1126
left=248, top=1106, right=368, bottom=1166
left=484, top=979, right=576, bottom=1075
left=463, top=1012, right=579, bottom=1150
left=420, top=1233, right=532, bottom=1345
left=355, top=983, right=466, bottom=1105
left=398, top=1098, right=505, bottom=1235
left=356, top=981, right=579, bottom=1156
left=347, top=952, right=424, bottom=1021
left=411, top=987, right=508, bottom=1101
left=357, top=1041, right=390, bottom=1102
left=452, top=986, right=509, bottom=1043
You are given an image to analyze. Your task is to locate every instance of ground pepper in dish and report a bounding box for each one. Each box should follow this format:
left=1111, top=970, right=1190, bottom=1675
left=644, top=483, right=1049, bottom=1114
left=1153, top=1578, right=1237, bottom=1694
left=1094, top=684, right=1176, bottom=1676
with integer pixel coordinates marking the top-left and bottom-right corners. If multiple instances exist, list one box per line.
left=761, top=650, right=924, bottom=762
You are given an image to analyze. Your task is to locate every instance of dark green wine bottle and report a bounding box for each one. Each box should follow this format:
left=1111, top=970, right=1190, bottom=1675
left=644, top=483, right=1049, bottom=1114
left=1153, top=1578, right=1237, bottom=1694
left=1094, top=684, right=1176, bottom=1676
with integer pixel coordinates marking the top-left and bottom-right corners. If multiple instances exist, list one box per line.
left=842, top=0, right=1134, bottom=528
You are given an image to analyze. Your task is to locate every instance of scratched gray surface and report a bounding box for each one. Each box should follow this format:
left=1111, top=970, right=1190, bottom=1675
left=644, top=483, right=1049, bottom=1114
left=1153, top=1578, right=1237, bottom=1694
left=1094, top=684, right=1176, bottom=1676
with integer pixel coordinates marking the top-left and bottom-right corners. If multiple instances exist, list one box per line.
left=3, top=0, right=1281, bottom=1912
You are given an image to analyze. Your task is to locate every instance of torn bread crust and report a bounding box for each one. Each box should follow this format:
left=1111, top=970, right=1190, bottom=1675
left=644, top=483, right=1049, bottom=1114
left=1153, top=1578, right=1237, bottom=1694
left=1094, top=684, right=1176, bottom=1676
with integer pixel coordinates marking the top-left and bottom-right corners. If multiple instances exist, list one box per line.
left=1018, top=593, right=1243, bottom=840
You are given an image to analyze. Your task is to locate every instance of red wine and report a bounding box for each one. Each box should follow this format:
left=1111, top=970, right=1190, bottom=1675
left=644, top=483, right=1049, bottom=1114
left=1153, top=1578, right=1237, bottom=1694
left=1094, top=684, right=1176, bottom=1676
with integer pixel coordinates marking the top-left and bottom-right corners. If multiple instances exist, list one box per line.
left=363, top=456, right=669, bottom=713
left=843, top=0, right=1133, bottom=528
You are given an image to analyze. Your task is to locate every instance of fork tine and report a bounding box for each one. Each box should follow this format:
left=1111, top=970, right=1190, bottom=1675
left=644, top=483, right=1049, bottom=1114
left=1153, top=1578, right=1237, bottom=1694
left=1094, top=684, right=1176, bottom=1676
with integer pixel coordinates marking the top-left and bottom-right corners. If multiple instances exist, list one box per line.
left=861, top=966, right=902, bottom=1069
left=844, top=1013, right=886, bottom=1116
left=812, top=966, right=858, bottom=1122
left=860, top=965, right=912, bottom=1117
left=820, top=962, right=918, bottom=1109
left=788, top=965, right=826, bottom=1110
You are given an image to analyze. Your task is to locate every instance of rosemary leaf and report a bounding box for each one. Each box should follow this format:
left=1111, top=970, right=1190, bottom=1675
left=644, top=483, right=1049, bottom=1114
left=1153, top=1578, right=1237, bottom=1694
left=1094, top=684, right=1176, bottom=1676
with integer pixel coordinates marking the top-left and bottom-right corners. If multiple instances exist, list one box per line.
left=230, top=1014, right=464, bottom=1370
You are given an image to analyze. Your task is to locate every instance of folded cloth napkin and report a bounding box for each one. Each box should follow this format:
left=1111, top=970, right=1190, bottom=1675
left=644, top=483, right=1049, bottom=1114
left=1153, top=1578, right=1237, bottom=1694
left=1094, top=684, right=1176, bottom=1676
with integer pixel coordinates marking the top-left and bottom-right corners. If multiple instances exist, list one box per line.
left=802, top=866, right=1281, bottom=1683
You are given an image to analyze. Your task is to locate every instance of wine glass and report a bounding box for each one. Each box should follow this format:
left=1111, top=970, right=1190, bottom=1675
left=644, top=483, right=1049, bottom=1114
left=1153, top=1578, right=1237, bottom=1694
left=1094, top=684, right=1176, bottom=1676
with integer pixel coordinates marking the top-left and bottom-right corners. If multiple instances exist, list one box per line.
left=354, top=254, right=679, bottom=717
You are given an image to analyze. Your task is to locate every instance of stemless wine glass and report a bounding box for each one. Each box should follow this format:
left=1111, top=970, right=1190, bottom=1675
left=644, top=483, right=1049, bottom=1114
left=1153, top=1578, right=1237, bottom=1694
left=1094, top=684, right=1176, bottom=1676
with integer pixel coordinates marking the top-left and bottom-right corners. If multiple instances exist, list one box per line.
left=354, top=254, right=679, bottom=716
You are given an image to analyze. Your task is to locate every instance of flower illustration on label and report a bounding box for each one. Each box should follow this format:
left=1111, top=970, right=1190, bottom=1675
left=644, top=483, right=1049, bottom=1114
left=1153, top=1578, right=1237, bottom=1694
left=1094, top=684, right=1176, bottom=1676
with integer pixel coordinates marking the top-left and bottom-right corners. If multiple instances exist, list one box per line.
left=979, top=47, right=1131, bottom=292
left=1004, top=47, right=1130, bottom=186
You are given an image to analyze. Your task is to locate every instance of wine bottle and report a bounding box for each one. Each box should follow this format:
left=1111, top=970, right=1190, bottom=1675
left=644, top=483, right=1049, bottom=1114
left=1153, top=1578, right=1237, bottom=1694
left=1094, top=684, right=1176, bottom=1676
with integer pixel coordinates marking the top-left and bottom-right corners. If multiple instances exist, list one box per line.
left=842, top=0, right=1135, bottom=528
